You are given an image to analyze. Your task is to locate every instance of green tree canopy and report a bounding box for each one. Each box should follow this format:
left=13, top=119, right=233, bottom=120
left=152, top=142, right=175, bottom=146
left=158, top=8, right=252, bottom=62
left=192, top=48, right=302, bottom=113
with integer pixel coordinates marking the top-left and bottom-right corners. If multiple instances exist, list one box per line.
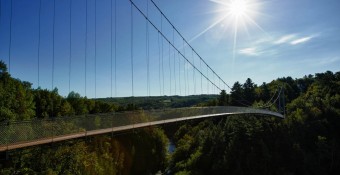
left=218, top=90, right=229, bottom=106
left=230, top=81, right=245, bottom=106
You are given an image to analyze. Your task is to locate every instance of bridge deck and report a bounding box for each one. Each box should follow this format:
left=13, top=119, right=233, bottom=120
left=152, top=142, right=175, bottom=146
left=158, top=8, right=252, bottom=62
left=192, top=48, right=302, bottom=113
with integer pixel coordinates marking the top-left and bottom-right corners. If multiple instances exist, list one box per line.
left=0, top=106, right=283, bottom=151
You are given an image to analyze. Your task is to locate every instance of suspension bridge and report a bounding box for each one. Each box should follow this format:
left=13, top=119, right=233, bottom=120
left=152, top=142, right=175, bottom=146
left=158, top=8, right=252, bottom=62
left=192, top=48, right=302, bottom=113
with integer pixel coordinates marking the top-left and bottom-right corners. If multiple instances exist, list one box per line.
left=0, top=0, right=284, bottom=152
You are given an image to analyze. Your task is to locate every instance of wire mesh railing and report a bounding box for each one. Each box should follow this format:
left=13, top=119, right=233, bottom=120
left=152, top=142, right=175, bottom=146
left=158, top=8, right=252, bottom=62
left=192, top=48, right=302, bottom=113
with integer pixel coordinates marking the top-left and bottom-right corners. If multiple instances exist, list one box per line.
left=0, top=106, right=283, bottom=151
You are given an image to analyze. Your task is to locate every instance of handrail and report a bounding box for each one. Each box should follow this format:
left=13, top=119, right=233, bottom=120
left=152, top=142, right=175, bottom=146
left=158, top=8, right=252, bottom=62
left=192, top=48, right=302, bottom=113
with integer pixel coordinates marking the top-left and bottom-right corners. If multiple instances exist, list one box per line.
left=0, top=106, right=283, bottom=151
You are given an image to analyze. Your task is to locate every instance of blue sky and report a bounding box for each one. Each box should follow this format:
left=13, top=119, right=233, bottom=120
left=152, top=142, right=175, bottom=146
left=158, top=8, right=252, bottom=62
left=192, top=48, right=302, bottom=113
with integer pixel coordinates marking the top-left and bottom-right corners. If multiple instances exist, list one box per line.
left=0, top=0, right=339, bottom=98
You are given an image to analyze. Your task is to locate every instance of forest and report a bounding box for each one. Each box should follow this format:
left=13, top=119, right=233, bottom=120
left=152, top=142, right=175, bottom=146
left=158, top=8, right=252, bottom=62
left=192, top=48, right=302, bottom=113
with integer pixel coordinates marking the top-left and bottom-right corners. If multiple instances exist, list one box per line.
left=168, top=70, right=340, bottom=174
left=1, top=60, right=340, bottom=174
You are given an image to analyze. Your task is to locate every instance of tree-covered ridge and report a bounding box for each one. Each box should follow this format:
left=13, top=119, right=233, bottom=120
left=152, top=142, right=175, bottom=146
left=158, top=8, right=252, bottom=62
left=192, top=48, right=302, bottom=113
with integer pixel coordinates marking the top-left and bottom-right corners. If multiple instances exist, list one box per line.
left=215, top=71, right=339, bottom=111
left=170, top=70, right=340, bottom=174
left=98, top=94, right=219, bottom=110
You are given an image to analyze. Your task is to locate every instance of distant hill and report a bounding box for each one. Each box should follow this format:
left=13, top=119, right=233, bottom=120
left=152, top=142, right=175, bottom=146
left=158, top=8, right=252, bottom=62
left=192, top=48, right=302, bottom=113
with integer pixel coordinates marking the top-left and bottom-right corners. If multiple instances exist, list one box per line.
left=97, top=94, right=219, bottom=110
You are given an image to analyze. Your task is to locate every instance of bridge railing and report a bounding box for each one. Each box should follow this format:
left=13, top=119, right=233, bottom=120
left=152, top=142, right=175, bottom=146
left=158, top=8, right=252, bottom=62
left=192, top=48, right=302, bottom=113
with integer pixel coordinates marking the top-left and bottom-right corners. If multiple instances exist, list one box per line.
left=0, top=106, right=283, bottom=151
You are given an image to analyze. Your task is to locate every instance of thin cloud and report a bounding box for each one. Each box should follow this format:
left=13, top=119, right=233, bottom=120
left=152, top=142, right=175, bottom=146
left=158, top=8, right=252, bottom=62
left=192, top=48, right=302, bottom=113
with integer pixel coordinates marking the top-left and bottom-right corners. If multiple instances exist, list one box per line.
left=318, top=56, right=340, bottom=65
left=239, top=47, right=259, bottom=56
left=254, top=37, right=273, bottom=44
left=290, top=36, right=313, bottom=45
left=274, top=34, right=295, bottom=44
left=295, top=56, right=339, bottom=67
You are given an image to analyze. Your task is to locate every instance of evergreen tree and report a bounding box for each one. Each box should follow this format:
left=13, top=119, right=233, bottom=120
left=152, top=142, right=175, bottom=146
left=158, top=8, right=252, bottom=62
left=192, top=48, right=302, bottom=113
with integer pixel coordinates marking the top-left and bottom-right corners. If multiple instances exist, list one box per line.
left=230, top=81, right=243, bottom=106
left=258, top=82, right=271, bottom=102
left=218, top=90, right=229, bottom=106
left=243, top=78, right=256, bottom=104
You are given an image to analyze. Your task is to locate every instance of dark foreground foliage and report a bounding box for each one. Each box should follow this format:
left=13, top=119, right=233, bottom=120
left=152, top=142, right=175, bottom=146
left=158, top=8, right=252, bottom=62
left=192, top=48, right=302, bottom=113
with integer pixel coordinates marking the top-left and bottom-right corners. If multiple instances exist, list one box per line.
left=0, top=127, right=169, bottom=175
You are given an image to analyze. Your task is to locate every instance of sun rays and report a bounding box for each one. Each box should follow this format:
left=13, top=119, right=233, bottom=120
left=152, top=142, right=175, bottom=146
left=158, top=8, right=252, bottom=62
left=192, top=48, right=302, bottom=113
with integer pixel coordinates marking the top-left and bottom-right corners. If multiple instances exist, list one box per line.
left=193, top=0, right=266, bottom=74
left=191, top=0, right=265, bottom=47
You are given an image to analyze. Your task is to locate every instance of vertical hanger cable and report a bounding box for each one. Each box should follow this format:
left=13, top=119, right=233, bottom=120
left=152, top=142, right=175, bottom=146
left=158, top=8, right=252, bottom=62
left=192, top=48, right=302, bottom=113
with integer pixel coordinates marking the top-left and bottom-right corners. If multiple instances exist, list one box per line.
left=37, top=0, right=42, bottom=87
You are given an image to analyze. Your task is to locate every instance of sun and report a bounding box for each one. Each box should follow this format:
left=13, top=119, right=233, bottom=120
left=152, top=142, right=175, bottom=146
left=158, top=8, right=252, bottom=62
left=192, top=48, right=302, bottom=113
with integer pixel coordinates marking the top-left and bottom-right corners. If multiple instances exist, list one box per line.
left=192, top=0, right=265, bottom=76
left=209, top=0, right=259, bottom=27
left=191, top=0, right=264, bottom=43
left=191, top=0, right=262, bottom=42
left=228, top=0, right=248, bottom=17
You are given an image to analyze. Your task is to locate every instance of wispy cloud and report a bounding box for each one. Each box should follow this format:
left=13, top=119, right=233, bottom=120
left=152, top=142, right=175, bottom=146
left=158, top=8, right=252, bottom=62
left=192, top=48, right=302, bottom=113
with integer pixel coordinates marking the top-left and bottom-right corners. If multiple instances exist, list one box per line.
left=239, top=33, right=318, bottom=58
left=239, top=47, right=259, bottom=56
left=318, top=56, right=340, bottom=65
left=290, top=36, right=313, bottom=45
left=274, top=34, right=295, bottom=44
left=273, top=34, right=315, bottom=45
left=295, top=56, right=340, bottom=67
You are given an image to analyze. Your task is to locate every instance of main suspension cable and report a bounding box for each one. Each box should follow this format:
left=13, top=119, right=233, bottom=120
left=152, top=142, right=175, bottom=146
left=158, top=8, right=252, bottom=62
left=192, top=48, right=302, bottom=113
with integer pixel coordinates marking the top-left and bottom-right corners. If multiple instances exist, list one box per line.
left=149, top=0, right=229, bottom=91
left=259, top=85, right=280, bottom=108
left=130, top=0, right=221, bottom=92
left=267, top=86, right=283, bottom=108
